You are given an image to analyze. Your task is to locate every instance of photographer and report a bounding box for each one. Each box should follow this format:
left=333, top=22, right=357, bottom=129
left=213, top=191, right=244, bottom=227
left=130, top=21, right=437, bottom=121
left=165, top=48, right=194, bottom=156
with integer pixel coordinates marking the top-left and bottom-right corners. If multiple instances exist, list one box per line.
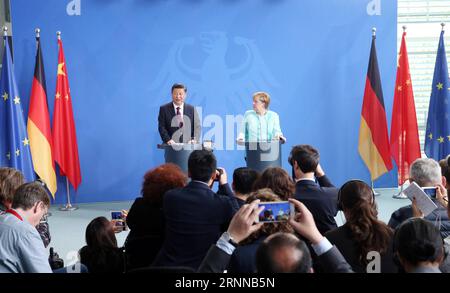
left=0, top=182, right=52, bottom=273
left=153, top=150, right=239, bottom=270
left=388, top=158, right=450, bottom=239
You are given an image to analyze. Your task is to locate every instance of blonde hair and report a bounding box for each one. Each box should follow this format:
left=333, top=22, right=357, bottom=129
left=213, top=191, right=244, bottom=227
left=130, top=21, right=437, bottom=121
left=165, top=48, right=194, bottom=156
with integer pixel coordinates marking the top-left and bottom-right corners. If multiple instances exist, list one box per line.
left=253, top=91, right=270, bottom=109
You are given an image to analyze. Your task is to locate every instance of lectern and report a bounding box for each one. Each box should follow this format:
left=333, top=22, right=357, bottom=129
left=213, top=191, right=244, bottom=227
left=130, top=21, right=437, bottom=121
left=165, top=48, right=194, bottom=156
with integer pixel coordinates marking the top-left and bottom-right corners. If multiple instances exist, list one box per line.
left=244, top=140, right=283, bottom=173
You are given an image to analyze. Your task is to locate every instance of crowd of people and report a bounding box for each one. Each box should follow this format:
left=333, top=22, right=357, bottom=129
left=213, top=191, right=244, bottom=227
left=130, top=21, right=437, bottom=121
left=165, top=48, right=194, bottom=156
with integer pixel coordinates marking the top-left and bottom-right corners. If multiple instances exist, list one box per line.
left=0, top=145, right=449, bottom=273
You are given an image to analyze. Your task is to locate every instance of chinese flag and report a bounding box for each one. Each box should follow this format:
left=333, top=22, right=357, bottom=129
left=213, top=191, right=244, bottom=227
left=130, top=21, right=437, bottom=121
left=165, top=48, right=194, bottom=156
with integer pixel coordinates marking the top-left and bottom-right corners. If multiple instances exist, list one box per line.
left=27, top=36, right=57, bottom=197
left=390, top=31, right=421, bottom=185
left=52, top=37, right=81, bottom=190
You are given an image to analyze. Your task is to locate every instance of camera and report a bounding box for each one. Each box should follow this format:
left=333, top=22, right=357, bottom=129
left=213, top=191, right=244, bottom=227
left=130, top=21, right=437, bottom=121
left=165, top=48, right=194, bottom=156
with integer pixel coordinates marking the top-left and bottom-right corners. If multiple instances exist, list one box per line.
left=214, top=168, right=224, bottom=182
left=48, top=247, right=64, bottom=270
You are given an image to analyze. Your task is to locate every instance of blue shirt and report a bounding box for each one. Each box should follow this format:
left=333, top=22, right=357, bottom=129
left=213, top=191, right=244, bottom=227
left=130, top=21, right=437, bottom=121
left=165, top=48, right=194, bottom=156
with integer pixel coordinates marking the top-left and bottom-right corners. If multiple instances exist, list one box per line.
left=0, top=210, right=52, bottom=273
left=239, top=110, right=282, bottom=142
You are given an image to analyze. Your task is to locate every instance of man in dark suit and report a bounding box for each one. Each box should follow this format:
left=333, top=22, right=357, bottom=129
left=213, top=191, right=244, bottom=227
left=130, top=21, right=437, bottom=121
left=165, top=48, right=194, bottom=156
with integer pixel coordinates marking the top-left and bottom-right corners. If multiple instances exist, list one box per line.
left=153, top=150, right=239, bottom=269
left=158, top=83, right=201, bottom=144
left=288, top=145, right=339, bottom=235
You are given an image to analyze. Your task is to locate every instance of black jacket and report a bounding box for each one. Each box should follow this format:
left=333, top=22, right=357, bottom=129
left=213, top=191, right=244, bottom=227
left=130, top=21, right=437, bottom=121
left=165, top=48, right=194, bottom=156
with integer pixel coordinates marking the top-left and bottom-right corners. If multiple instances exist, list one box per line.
left=293, top=176, right=339, bottom=234
left=325, top=224, right=398, bottom=273
left=153, top=181, right=239, bottom=269
left=158, top=102, right=201, bottom=143
left=125, top=197, right=165, bottom=269
left=388, top=202, right=450, bottom=239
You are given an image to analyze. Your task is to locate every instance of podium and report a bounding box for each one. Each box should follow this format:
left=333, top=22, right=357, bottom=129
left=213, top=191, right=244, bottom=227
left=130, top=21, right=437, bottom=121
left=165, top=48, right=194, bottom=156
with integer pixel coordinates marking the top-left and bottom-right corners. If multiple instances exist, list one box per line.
left=244, top=140, right=283, bottom=173
left=157, top=143, right=204, bottom=173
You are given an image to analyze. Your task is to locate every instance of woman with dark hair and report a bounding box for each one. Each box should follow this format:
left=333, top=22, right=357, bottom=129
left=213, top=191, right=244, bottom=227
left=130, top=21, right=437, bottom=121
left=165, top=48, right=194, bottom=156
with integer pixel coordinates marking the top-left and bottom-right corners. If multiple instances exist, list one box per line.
left=125, top=163, right=187, bottom=270
left=324, top=180, right=397, bottom=273
left=227, top=188, right=294, bottom=273
left=252, top=167, right=295, bottom=200
left=79, top=217, right=125, bottom=273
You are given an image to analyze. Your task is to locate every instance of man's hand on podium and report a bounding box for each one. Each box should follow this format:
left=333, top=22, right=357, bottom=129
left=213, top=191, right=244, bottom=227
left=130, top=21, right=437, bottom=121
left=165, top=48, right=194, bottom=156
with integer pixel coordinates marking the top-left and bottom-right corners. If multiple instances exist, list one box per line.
left=166, top=139, right=176, bottom=145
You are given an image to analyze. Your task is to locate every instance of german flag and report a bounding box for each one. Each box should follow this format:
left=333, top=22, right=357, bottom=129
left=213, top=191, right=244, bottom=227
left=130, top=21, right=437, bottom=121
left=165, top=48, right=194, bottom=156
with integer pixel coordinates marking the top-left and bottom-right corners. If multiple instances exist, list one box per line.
left=358, top=33, right=393, bottom=181
left=27, top=34, right=57, bottom=197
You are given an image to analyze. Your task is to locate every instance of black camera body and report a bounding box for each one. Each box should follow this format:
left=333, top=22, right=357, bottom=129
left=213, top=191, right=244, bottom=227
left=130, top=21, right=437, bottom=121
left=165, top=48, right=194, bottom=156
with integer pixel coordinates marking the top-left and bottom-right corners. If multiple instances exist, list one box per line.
left=48, top=247, right=64, bottom=270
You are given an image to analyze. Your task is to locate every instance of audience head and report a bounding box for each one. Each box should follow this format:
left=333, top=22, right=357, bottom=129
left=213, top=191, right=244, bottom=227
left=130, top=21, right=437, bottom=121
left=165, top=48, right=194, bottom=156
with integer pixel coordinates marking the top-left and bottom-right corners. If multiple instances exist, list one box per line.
left=252, top=167, right=295, bottom=200
left=141, top=163, right=187, bottom=205
left=439, top=157, right=450, bottom=190
left=288, top=145, right=319, bottom=178
left=12, top=182, right=50, bottom=226
left=0, top=167, right=24, bottom=209
left=188, top=150, right=217, bottom=183
left=241, top=189, right=294, bottom=245
left=409, top=158, right=443, bottom=187
left=256, top=232, right=312, bottom=273
left=338, top=180, right=393, bottom=264
left=85, top=216, right=118, bottom=249
left=232, top=167, right=260, bottom=196
left=393, top=218, right=444, bottom=272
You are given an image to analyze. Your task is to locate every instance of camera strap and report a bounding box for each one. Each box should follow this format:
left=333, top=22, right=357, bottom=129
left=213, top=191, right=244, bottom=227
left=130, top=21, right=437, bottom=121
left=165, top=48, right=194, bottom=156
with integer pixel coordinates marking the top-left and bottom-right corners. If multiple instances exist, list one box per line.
left=5, top=209, right=23, bottom=222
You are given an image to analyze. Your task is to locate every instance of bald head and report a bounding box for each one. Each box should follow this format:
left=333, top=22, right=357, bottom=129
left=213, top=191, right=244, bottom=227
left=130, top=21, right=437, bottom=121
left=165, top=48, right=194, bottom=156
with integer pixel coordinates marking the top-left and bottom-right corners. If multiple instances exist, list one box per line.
left=256, top=232, right=312, bottom=273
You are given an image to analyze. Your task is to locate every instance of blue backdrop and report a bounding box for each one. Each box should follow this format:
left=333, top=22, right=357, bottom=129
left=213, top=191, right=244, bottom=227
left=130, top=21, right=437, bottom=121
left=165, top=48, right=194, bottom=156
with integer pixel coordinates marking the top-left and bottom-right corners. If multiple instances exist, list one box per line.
left=11, top=0, right=398, bottom=204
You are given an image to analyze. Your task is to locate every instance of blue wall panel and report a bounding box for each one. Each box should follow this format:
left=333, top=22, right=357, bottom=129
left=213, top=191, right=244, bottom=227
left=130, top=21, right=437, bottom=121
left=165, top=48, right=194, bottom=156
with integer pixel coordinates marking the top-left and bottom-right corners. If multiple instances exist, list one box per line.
left=10, top=0, right=398, bottom=203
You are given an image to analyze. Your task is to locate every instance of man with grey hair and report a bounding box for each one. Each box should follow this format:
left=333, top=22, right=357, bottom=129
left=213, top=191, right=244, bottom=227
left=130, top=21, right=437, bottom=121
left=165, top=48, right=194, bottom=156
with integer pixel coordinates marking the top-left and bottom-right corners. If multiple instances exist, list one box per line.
left=388, top=158, right=450, bottom=238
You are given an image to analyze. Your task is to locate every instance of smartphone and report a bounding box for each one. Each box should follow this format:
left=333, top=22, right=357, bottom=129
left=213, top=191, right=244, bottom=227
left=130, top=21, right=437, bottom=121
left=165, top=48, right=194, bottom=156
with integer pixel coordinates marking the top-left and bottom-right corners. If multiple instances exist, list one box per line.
left=111, top=211, right=127, bottom=231
left=422, top=187, right=437, bottom=198
left=256, top=201, right=294, bottom=223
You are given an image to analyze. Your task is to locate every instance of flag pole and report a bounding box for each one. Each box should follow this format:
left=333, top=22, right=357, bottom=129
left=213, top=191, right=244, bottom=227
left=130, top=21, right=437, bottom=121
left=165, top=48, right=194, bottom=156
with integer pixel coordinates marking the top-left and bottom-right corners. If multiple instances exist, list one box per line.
left=59, top=177, right=78, bottom=211
left=371, top=181, right=380, bottom=196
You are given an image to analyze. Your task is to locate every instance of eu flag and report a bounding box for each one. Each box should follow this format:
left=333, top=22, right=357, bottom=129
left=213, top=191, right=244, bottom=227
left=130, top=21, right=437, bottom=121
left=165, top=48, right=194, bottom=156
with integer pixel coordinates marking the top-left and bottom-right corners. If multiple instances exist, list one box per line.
left=425, top=30, right=450, bottom=161
left=0, top=35, right=36, bottom=182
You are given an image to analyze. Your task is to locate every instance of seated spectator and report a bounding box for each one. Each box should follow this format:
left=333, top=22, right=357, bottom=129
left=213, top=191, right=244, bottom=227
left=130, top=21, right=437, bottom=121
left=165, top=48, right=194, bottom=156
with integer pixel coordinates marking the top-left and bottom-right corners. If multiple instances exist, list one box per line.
left=0, top=182, right=52, bottom=273
left=439, top=156, right=450, bottom=191
left=393, top=218, right=445, bottom=273
left=325, top=180, right=396, bottom=273
left=79, top=217, right=125, bottom=273
left=125, top=163, right=187, bottom=270
left=153, top=150, right=239, bottom=269
left=0, top=168, right=52, bottom=247
left=227, top=189, right=294, bottom=273
left=252, top=167, right=295, bottom=200
left=198, top=198, right=353, bottom=273
left=231, top=167, right=260, bottom=207
left=388, top=158, right=450, bottom=238
left=288, top=145, right=339, bottom=234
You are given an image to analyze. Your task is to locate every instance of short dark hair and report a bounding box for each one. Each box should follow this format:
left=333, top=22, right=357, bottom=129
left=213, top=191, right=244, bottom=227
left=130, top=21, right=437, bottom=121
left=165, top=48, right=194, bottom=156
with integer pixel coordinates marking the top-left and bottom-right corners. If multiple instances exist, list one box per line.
left=256, top=232, right=312, bottom=273
left=394, top=218, right=444, bottom=266
left=171, top=83, right=187, bottom=93
left=288, top=145, right=319, bottom=173
left=188, top=150, right=217, bottom=182
left=0, top=167, right=24, bottom=205
left=232, top=167, right=259, bottom=195
left=12, top=182, right=50, bottom=210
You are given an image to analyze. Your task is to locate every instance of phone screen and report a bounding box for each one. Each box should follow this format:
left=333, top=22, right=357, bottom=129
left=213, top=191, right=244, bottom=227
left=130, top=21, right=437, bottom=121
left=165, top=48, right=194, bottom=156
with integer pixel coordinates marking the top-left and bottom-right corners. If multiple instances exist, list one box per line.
left=257, top=201, right=293, bottom=223
left=422, top=187, right=437, bottom=198
left=111, top=211, right=126, bottom=230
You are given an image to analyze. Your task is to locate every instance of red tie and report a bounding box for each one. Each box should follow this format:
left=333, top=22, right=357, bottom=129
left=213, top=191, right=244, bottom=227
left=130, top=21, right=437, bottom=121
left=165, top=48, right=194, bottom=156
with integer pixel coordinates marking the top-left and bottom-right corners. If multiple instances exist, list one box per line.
left=176, top=107, right=183, bottom=128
